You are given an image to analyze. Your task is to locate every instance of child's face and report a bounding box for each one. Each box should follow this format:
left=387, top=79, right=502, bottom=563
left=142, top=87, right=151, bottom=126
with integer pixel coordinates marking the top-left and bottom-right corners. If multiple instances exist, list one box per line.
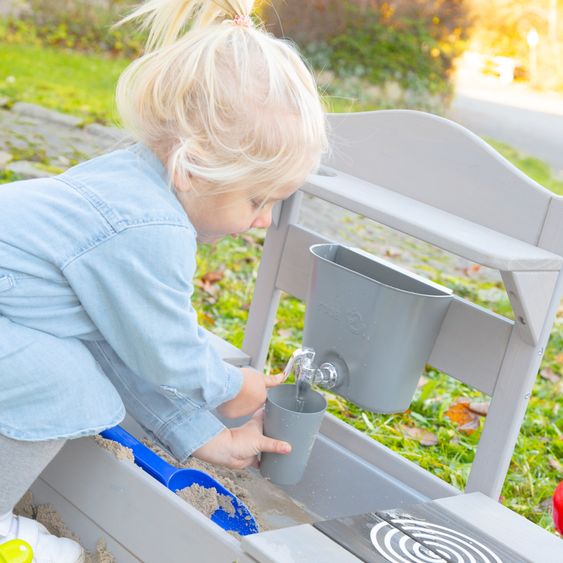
left=176, top=180, right=300, bottom=244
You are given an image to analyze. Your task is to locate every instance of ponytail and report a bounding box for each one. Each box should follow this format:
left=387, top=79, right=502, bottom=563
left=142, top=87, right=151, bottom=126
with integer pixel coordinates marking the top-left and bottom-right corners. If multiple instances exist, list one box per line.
left=116, top=0, right=255, bottom=50
left=115, top=0, right=328, bottom=196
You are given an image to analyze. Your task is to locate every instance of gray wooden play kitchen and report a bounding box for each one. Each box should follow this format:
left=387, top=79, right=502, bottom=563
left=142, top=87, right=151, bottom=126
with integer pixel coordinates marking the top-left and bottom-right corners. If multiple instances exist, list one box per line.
left=31, top=110, right=563, bottom=561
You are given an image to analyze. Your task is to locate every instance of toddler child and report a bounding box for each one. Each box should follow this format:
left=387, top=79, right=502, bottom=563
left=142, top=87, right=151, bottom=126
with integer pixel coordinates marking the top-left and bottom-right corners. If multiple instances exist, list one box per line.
left=0, top=0, right=328, bottom=560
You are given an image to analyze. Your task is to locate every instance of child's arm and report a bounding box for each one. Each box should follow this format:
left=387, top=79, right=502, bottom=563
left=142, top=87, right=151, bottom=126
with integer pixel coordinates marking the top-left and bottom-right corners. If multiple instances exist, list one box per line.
left=62, top=224, right=245, bottom=458
left=192, top=409, right=291, bottom=469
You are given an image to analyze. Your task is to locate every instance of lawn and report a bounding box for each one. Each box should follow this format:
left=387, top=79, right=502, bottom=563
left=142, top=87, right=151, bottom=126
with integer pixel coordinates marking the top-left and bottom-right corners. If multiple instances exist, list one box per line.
left=1, top=40, right=562, bottom=533
left=0, top=43, right=126, bottom=124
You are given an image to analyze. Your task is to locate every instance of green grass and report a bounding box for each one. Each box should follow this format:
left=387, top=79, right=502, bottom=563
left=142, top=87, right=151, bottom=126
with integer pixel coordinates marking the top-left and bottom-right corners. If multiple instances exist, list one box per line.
left=1, top=39, right=562, bottom=533
left=0, top=43, right=127, bottom=123
left=487, top=139, right=563, bottom=197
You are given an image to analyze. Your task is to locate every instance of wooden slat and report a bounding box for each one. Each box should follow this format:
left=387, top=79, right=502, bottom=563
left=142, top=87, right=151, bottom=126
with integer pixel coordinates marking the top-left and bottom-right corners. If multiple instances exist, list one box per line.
left=436, top=493, right=563, bottom=563
left=428, top=297, right=512, bottom=395
left=302, top=170, right=562, bottom=272
left=276, top=225, right=513, bottom=394
left=320, top=414, right=458, bottom=500
left=276, top=225, right=331, bottom=301
left=325, top=111, right=553, bottom=245
left=204, top=328, right=250, bottom=367
left=242, top=192, right=304, bottom=369
left=539, top=196, right=563, bottom=256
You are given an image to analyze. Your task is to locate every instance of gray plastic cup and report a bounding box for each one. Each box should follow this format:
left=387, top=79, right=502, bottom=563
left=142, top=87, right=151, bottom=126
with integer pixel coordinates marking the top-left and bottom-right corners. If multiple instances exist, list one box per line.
left=260, top=384, right=327, bottom=486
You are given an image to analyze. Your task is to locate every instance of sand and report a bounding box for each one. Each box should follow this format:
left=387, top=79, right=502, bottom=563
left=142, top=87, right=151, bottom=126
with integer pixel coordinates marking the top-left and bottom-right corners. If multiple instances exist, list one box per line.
left=143, top=439, right=315, bottom=532
left=92, top=435, right=134, bottom=462
left=177, top=484, right=235, bottom=518
left=91, top=431, right=316, bottom=536
left=14, top=491, right=115, bottom=563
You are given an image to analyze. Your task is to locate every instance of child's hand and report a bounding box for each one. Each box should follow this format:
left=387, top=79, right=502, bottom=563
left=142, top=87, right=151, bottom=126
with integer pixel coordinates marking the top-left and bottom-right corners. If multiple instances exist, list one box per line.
left=192, top=410, right=291, bottom=469
left=217, top=367, right=286, bottom=419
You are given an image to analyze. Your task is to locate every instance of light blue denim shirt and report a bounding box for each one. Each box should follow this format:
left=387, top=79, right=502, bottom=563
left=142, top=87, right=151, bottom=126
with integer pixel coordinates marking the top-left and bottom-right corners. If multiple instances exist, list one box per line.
left=0, top=143, right=243, bottom=459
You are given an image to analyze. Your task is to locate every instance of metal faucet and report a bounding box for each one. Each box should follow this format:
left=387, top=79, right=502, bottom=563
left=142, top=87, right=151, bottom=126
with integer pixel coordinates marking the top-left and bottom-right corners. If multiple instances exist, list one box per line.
left=282, top=347, right=340, bottom=389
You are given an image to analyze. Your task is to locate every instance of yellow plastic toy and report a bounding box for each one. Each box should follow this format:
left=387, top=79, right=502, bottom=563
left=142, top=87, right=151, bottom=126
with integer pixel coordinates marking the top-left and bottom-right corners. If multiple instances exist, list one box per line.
left=0, top=540, right=33, bottom=563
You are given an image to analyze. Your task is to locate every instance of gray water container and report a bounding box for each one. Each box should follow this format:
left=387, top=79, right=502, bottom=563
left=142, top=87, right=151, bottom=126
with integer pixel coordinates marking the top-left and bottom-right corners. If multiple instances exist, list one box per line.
left=303, top=244, right=453, bottom=412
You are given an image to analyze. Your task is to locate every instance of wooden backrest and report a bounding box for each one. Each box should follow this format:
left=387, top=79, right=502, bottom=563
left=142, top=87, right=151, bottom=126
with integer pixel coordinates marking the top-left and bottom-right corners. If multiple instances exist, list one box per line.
left=242, top=110, right=563, bottom=499
left=326, top=111, right=554, bottom=246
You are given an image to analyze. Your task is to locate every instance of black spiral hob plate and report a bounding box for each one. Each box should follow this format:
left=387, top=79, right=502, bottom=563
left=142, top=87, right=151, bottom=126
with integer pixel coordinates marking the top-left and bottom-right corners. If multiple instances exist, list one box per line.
left=314, top=501, right=527, bottom=562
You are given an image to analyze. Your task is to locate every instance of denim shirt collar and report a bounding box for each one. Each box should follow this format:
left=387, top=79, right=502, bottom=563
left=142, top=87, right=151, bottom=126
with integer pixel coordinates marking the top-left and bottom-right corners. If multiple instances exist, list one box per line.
left=127, top=142, right=188, bottom=218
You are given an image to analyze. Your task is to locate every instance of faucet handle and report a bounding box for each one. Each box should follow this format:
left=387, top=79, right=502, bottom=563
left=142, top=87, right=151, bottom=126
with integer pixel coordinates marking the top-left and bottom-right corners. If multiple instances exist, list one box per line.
left=282, top=347, right=316, bottom=383
left=282, top=347, right=341, bottom=389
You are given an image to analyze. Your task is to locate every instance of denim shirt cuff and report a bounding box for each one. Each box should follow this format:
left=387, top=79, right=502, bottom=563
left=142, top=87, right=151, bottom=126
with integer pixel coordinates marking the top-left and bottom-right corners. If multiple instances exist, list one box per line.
left=217, top=362, right=244, bottom=407
left=157, top=408, right=226, bottom=462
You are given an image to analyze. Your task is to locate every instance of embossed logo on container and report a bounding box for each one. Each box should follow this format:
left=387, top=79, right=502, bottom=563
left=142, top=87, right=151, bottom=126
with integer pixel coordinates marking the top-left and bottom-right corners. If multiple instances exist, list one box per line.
left=346, top=310, right=367, bottom=336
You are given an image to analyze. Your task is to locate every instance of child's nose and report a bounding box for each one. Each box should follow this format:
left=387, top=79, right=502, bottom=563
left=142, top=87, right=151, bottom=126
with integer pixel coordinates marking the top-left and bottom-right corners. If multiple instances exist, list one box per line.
left=252, top=208, right=272, bottom=229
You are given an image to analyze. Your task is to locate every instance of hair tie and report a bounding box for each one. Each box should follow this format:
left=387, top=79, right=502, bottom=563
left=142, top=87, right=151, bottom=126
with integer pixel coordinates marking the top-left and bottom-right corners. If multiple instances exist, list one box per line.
left=229, top=14, right=253, bottom=28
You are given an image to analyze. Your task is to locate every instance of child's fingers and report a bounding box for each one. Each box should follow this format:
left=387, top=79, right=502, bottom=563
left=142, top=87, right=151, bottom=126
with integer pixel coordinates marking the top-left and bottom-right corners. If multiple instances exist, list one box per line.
left=264, top=372, right=286, bottom=388
left=259, top=436, right=292, bottom=455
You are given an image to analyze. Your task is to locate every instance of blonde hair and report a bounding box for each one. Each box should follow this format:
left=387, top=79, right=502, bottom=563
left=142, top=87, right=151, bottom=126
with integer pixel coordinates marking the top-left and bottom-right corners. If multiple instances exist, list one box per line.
left=115, top=0, right=328, bottom=198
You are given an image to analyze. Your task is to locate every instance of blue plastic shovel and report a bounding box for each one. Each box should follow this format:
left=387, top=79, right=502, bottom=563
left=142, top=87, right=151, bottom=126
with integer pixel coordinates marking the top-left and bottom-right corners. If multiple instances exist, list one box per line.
left=99, top=425, right=259, bottom=535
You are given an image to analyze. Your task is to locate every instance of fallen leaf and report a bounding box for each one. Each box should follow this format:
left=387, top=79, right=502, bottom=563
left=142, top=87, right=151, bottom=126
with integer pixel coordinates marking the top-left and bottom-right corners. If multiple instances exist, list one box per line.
left=459, top=417, right=481, bottom=432
left=400, top=425, right=438, bottom=446
left=555, top=353, right=563, bottom=364
left=445, top=398, right=480, bottom=434
left=469, top=401, right=490, bottom=416
left=201, top=270, right=224, bottom=284
left=197, top=270, right=224, bottom=294
left=463, top=264, right=482, bottom=276
left=540, top=368, right=561, bottom=383
left=549, top=458, right=563, bottom=473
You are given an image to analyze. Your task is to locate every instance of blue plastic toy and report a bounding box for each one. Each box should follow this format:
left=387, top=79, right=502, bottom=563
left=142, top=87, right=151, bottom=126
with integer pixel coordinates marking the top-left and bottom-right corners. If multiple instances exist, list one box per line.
left=100, top=426, right=259, bottom=535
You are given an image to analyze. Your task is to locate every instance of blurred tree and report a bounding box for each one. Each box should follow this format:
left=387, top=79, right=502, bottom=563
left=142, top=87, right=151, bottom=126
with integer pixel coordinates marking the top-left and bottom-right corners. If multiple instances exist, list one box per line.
left=262, top=0, right=471, bottom=45
left=261, top=0, right=470, bottom=100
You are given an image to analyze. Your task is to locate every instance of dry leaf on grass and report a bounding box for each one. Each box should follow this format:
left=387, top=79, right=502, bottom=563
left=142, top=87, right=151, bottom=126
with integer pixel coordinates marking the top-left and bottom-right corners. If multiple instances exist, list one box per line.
left=462, top=264, right=482, bottom=276
left=540, top=368, right=561, bottom=383
left=196, top=271, right=224, bottom=294
left=445, top=398, right=481, bottom=434
left=458, top=417, right=481, bottom=433
left=400, top=425, right=438, bottom=446
left=468, top=401, right=490, bottom=416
